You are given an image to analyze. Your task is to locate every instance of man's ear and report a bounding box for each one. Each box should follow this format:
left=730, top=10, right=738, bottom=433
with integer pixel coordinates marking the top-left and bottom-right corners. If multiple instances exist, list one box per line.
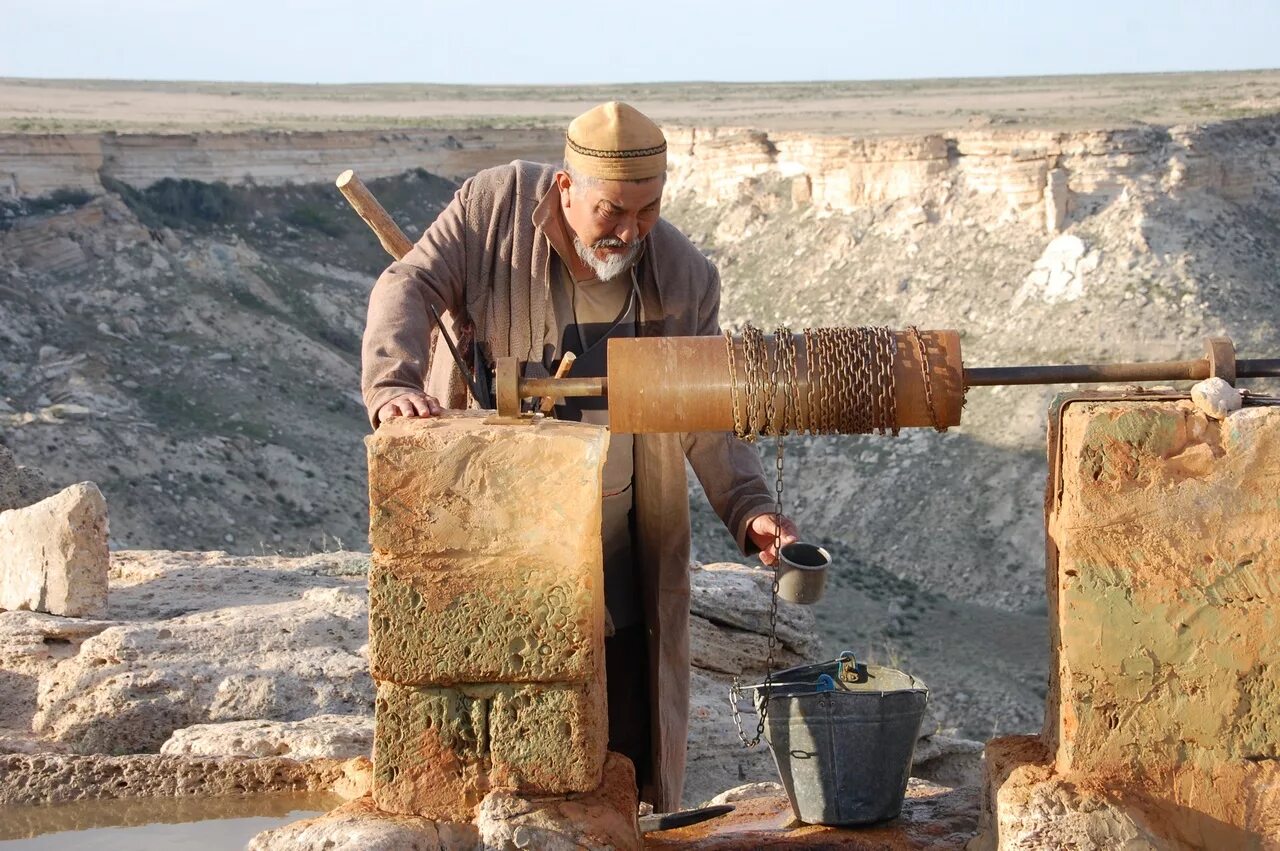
left=554, top=171, right=573, bottom=207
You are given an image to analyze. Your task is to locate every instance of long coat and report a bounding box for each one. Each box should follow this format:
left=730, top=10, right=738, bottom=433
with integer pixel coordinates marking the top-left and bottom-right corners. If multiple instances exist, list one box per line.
left=361, top=160, right=774, bottom=809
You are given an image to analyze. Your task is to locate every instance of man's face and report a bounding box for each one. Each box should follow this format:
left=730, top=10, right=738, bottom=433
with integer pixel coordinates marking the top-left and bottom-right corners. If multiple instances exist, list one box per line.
left=557, top=171, right=664, bottom=270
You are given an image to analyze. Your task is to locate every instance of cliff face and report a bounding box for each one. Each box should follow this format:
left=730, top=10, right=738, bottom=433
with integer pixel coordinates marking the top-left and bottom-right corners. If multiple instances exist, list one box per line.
left=0, top=128, right=564, bottom=198
left=667, top=117, right=1280, bottom=233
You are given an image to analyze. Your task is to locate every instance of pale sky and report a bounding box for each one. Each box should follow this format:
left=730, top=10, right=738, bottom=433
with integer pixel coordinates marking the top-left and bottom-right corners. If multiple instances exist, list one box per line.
left=3, top=0, right=1277, bottom=84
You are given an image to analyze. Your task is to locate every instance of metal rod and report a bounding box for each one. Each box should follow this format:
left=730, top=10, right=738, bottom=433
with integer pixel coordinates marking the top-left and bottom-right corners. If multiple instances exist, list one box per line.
left=520, top=357, right=1280, bottom=401
left=966, top=357, right=1280, bottom=387
left=519, top=376, right=607, bottom=397
left=1241, top=358, right=1280, bottom=378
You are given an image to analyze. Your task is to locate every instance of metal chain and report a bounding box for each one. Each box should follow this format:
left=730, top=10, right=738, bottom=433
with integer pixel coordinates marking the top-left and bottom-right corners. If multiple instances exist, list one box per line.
left=907, top=325, right=943, bottom=432
left=725, top=330, right=746, bottom=439
left=726, top=323, right=917, bottom=747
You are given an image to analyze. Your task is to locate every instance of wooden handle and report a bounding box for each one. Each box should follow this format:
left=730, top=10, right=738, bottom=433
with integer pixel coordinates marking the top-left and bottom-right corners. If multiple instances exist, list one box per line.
left=335, top=169, right=414, bottom=260
left=539, top=352, right=577, bottom=413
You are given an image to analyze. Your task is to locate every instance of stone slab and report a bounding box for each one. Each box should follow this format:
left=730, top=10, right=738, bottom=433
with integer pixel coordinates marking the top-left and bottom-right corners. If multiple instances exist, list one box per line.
left=973, top=735, right=1280, bottom=850
left=645, top=778, right=978, bottom=849
left=248, top=796, right=480, bottom=851
left=0, top=752, right=356, bottom=806
left=159, top=714, right=373, bottom=760
left=1049, top=403, right=1280, bottom=775
left=365, top=414, right=607, bottom=563
left=0, top=482, right=108, bottom=617
left=368, top=554, right=600, bottom=686
left=372, top=676, right=606, bottom=822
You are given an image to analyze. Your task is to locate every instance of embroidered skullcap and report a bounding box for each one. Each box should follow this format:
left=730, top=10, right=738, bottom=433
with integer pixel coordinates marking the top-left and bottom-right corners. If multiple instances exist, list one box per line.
left=564, top=101, right=667, bottom=181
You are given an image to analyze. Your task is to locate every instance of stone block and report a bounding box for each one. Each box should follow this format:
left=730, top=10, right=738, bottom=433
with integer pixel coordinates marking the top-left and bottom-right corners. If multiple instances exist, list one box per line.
left=365, top=414, right=607, bottom=564
left=368, top=554, right=601, bottom=685
left=975, top=735, right=1280, bottom=849
left=0, top=482, right=108, bottom=617
left=373, top=676, right=606, bottom=821
left=488, top=669, right=607, bottom=794
left=477, top=752, right=641, bottom=851
left=373, top=681, right=490, bottom=822
left=1050, top=403, right=1280, bottom=776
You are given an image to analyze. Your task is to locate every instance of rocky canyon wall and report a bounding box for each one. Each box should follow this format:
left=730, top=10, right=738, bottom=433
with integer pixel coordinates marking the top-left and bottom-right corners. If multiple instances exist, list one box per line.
left=666, top=116, right=1280, bottom=233
left=0, top=128, right=564, bottom=199
left=7, top=117, right=1276, bottom=228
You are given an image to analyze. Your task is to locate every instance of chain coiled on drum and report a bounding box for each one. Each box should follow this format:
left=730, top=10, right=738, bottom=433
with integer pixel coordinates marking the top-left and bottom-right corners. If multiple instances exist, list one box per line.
left=727, top=325, right=911, bottom=439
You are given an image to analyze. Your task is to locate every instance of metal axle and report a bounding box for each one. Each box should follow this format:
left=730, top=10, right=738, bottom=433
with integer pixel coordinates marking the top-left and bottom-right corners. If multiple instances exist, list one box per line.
left=500, top=335, right=1278, bottom=431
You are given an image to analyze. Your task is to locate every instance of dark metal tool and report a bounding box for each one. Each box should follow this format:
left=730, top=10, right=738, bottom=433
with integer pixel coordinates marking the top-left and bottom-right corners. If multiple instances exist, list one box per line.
left=639, top=803, right=735, bottom=834
left=427, top=303, right=488, bottom=408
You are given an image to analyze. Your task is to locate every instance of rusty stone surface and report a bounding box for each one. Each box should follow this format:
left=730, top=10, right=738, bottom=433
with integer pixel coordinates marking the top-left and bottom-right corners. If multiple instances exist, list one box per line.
left=1050, top=403, right=1279, bottom=780
left=368, top=554, right=599, bottom=685
left=366, top=414, right=610, bottom=818
left=372, top=678, right=606, bottom=822
left=645, top=779, right=979, bottom=849
left=365, top=414, right=607, bottom=563
left=488, top=667, right=607, bottom=794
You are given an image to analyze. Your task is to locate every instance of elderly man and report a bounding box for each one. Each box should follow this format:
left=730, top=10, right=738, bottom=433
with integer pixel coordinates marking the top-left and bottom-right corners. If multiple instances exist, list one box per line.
left=361, top=101, right=797, bottom=810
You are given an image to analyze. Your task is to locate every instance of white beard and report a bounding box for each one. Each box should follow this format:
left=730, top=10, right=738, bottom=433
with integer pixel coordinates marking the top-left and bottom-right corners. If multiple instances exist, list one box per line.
left=573, top=233, right=642, bottom=281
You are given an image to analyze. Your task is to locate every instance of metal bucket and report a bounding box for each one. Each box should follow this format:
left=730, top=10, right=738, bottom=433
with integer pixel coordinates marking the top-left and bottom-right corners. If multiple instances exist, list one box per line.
left=744, top=653, right=928, bottom=826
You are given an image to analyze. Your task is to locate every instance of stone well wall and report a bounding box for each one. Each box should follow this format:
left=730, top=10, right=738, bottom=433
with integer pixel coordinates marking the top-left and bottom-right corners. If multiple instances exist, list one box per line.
left=363, top=414, right=611, bottom=823
left=976, top=398, right=1280, bottom=849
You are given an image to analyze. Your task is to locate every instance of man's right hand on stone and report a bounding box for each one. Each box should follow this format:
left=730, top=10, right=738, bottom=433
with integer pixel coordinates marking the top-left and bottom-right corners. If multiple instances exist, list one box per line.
left=377, top=391, right=444, bottom=424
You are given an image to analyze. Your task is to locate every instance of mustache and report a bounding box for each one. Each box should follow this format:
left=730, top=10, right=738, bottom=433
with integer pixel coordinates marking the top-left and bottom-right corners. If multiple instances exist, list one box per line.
left=592, top=237, right=632, bottom=250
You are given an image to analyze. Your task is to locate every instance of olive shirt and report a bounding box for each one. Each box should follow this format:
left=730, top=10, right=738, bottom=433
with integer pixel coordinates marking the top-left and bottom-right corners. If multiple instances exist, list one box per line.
left=544, top=260, right=640, bottom=627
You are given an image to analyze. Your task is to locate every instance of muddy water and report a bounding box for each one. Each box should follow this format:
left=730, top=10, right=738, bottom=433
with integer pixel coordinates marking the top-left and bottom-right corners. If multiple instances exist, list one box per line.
left=0, top=791, right=340, bottom=849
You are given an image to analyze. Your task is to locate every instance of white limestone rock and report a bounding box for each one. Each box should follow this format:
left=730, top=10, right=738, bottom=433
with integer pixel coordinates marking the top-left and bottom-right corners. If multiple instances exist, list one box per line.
left=475, top=753, right=641, bottom=851
left=688, top=562, right=822, bottom=667
left=0, top=482, right=108, bottom=617
left=32, top=583, right=370, bottom=752
left=1191, top=376, right=1243, bottom=420
left=161, top=714, right=373, bottom=760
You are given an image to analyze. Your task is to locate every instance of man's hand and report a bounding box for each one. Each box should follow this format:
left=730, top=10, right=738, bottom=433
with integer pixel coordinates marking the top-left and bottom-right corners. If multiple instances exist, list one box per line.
left=747, top=512, right=800, bottom=567
left=377, top=391, right=444, bottom=425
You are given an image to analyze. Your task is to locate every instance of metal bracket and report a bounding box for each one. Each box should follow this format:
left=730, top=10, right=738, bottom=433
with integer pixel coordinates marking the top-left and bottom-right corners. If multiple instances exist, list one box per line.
left=1205, top=337, right=1237, bottom=386
left=494, top=356, right=523, bottom=418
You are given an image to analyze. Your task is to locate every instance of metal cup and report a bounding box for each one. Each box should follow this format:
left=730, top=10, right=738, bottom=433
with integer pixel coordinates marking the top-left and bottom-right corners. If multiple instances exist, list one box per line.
left=776, top=542, right=830, bottom=605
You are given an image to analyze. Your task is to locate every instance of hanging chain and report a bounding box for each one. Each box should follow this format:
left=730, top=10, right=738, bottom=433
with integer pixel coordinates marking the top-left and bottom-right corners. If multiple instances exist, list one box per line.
left=727, top=323, right=941, bottom=747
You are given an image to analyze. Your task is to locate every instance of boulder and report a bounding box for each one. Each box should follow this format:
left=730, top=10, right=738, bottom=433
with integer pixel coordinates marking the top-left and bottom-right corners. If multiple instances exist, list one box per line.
left=0, top=482, right=108, bottom=617
left=160, top=715, right=373, bottom=760
left=0, top=445, right=52, bottom=512
left=32, top=583, right=370, bottom=752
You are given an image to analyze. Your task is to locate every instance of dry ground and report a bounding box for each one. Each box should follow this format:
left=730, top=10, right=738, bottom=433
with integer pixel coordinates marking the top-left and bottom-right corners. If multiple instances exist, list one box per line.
left=3, top=70, right=1279, bottom=134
